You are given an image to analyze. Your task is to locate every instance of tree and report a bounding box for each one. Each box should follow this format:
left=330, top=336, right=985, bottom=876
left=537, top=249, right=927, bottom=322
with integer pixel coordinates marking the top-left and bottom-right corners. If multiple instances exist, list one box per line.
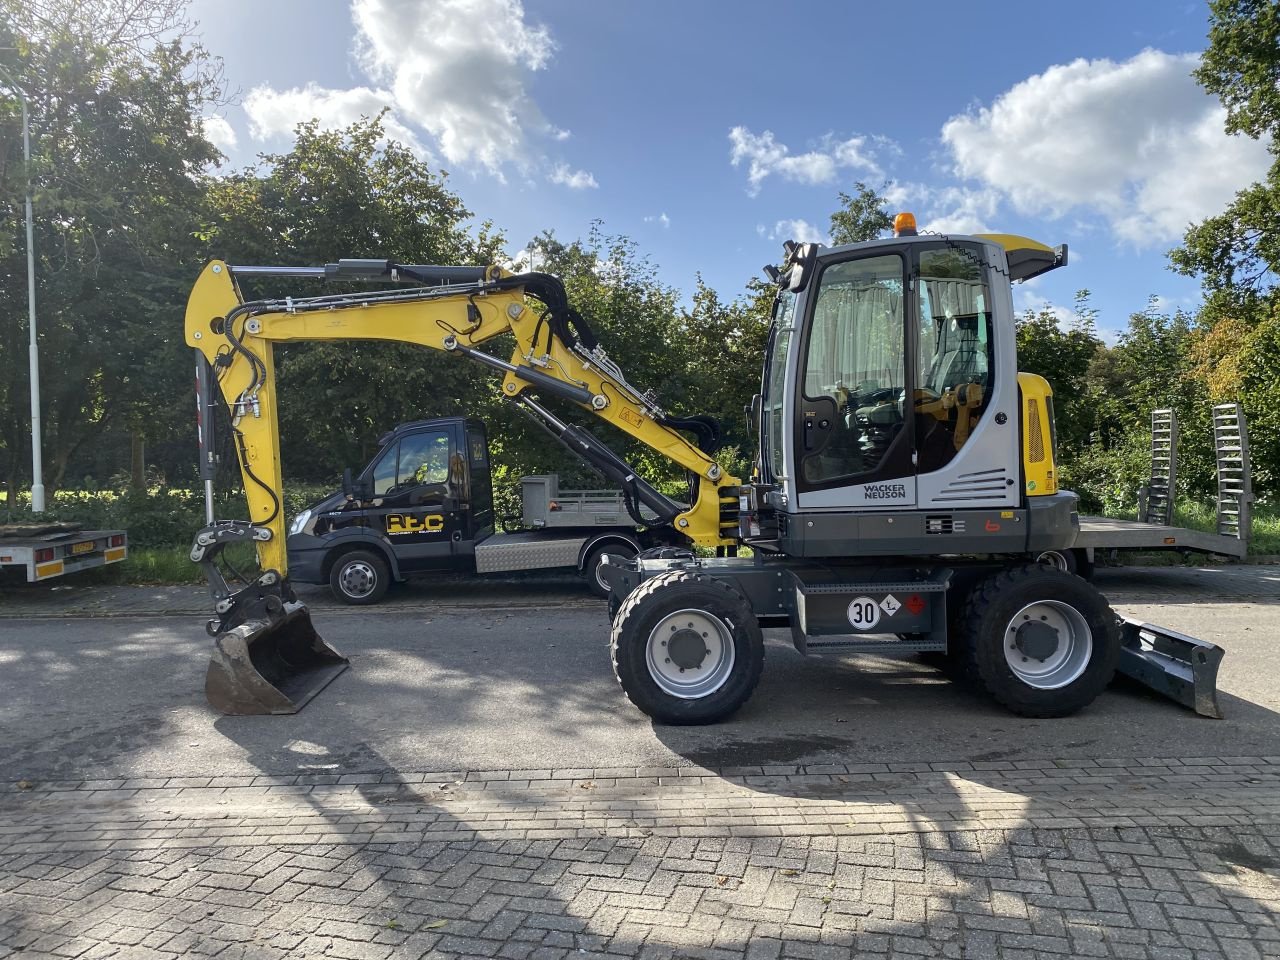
left=828, top=182, right=893, bottom=245
left=1171, top=0, right=1280, bottom=295
left=1014, top=291, right=1104, bottom=456
left=200, top=115, right=505, bottom=482
left=0, top=0, right=224, bottom=505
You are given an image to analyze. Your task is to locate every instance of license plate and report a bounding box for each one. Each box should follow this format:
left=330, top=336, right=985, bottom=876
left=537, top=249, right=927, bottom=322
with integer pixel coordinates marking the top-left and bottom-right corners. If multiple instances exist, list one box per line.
left=71, top=540, right=96, bottom=555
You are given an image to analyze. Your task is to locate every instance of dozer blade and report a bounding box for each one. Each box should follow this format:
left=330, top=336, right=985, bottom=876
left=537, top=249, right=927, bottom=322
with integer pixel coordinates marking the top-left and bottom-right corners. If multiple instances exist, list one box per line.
left=205, top=603, right=348, bottom=715
left=1116, top=618, right=1224, bottom=719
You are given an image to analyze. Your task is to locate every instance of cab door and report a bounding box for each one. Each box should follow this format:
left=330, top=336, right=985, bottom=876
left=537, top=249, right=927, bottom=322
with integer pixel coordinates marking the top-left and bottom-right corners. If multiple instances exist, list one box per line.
left=793, top=249, right=917, bottom=510
left=365, top=427, right=463, bottom=570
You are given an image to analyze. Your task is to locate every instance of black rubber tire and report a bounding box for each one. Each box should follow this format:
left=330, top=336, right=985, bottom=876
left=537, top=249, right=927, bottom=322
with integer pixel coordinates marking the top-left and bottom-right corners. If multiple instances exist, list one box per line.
left=328, top=549, right=391, bottom=606
left=583, top=541, right=638, bottom=599
left=610, top=569, right=764, bottom=725
left=1072, top=549, right=1096, bottom=581
left=956, top=563, right=1120, bottom=717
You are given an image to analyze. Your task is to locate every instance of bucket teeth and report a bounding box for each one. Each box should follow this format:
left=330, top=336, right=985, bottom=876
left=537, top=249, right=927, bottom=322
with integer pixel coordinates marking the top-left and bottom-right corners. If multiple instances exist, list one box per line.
left=205, top=603, right=348, bottom=715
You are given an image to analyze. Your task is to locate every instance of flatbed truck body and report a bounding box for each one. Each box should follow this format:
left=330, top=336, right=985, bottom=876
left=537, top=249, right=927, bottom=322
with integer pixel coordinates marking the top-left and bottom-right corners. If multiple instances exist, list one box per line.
left=0, top=524, right=129, bottom=583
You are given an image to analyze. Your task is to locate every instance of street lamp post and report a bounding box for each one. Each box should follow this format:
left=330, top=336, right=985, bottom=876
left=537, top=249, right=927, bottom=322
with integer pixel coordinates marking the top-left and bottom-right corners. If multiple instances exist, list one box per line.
left=0, top=58, right=44, bottom=513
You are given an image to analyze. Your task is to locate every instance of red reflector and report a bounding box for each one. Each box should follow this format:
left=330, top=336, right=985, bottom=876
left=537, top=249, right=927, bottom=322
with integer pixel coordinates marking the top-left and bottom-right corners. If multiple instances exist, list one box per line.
left=35, top=548, right=55, bottom=563
left=109, top=534, right=126, bottom=547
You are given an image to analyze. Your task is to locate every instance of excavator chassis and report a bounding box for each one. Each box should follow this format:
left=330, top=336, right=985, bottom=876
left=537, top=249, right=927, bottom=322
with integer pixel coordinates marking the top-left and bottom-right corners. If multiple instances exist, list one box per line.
left=193, top=522, right=348, bottom=715
left=601, top=552, right=1226, bottom=719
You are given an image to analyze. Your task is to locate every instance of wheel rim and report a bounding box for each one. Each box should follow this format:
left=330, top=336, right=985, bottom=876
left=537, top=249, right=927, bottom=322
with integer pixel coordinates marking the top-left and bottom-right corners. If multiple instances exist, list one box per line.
left=594, top=548, right=634, bottom=591
left=1035, top=550, right=1069, bottom=572
left=645, top=607, right=736, bottom=699
left=339, top=560, right=378, bottom=599
left=1003, top=600, right=1092, bottom=689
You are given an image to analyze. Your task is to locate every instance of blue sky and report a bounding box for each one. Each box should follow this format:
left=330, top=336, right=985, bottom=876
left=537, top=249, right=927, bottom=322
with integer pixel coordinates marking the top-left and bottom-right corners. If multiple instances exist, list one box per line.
left=189, top=0, right=1271, bottom=339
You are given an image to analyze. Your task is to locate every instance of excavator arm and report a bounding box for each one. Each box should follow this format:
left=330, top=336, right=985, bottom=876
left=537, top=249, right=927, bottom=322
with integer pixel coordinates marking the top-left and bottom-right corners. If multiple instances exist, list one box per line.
left=184, top=258, right=740, bottom=715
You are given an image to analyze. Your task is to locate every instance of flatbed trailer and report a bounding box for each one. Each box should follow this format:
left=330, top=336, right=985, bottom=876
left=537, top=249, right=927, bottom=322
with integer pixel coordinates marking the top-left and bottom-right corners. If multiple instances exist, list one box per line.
left=0, top=523, right=129, bottom=583
left=1058, top=405, right=1253, bottom=575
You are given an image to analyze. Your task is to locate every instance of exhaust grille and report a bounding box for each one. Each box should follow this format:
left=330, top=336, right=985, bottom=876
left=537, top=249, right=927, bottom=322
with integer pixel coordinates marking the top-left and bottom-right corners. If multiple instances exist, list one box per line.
left=1027, top=399, right=1045, bottom=463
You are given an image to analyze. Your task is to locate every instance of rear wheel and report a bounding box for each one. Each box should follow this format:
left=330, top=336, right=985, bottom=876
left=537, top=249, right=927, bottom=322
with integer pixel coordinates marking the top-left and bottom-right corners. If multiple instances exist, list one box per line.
left=611, top=570, right=763, bottom=724
left=329, top=549, right=390, bottom=605
left=584, top=541, right=638, bottom=599
left=957, top=564, right=1119, bottom=717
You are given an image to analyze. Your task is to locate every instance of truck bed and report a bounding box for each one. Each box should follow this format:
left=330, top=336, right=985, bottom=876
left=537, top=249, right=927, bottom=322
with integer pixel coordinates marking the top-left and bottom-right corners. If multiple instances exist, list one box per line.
left=1076, top=515, right=1248, bottom=559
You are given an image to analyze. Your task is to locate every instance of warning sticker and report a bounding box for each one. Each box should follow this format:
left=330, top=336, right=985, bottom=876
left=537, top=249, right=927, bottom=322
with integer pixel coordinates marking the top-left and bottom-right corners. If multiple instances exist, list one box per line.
left=846, top=597, right=882, bottom=631
left=880, top=594, right=901, bottom=616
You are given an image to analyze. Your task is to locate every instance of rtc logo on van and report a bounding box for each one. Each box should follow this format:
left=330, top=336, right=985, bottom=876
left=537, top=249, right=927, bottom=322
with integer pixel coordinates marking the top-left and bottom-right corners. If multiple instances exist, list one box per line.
left=386, top=513, right=445, bottom=535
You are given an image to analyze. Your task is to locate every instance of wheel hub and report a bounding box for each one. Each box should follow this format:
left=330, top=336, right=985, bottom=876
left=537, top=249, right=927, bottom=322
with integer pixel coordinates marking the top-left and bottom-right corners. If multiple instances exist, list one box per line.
left=1014, top=620, right=1060, bottom=661
left=645, top=608, right=736, bottom=700
left=341, top=562, right=375, bottom=597
left=668, top=628, right=710, bottom=669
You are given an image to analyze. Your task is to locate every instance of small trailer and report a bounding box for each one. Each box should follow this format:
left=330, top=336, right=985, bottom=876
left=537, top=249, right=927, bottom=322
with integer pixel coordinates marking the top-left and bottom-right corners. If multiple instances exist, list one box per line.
left=1038, top=404, right=1253, bottom=577
left=0, top=521, right=129, bottom=583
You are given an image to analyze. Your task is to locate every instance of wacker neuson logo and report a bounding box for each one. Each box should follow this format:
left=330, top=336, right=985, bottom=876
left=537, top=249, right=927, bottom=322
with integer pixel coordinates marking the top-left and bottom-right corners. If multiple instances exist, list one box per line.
left=863, top=483, right=908, bottom=501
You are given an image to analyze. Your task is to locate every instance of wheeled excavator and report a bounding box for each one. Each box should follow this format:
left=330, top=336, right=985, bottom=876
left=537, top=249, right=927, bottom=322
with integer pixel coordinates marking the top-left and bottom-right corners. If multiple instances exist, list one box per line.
left=184, top=216, right=1224, bottom=720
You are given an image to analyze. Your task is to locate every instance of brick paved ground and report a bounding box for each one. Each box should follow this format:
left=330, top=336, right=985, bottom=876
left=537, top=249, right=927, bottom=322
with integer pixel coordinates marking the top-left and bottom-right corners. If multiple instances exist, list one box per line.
left=3, top=757, right=1278, bottom=959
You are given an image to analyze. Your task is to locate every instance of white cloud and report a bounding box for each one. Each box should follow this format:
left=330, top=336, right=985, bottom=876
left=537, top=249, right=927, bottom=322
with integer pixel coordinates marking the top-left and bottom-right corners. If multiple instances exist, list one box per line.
left=202, top=116, right=238, bottom=152
left=769, top=218, right=827, bottom=245
left=729, top=127, right=882, bottom=196
left=644, top=212, right=671, bottom=228
left=243, top=0, right=584, bottom=184
left=548, top=163, right=598, bottom=189
left=243, top=83, right=428, bottom=157
left=352, top=0, right=554, bottom=173
left=941, top=49, right=1272, bottom=246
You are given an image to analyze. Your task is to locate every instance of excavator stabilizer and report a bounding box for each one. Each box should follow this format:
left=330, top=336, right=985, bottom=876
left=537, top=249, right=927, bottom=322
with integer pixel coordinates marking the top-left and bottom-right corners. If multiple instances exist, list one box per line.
left=1116, top=618, right=1224, bottom=719
left=205, top=603, right=348, bottom=715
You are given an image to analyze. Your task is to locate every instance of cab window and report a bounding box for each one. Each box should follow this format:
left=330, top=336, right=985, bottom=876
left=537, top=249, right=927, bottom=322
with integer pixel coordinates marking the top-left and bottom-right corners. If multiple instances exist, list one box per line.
left=915, top=247, right=995, bottom=473
left=372, top=431, right=451, bottom=495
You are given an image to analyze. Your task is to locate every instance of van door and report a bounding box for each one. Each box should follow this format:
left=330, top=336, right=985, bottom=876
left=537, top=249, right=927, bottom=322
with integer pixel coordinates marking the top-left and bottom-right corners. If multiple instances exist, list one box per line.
left=366, top=428, right=462, bottom=571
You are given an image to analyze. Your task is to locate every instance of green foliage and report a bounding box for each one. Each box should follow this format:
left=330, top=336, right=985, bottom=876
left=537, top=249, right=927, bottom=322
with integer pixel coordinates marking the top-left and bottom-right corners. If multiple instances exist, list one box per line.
left=0, top=0, right=224, bottom=504
left=200, top=115, right=505, bottom=481
left=1015, top=290, right=1103, bottom=454
left=1195, top=0, right=1280, bottom=141
left=828, top=182, right=893, bottom=245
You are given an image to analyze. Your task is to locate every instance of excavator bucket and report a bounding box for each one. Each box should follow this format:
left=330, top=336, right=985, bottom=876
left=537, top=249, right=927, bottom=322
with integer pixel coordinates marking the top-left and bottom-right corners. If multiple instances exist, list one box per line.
left=205, top=603, right=348, bottom=716
left=1116, top=618, right=1224, bottom=719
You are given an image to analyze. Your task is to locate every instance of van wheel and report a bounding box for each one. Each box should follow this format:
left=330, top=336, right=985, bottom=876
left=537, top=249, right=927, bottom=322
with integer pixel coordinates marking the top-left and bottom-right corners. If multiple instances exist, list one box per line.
left=329, top=550, right=390, bottom=605
left=584, top=542, right=637, bottom=599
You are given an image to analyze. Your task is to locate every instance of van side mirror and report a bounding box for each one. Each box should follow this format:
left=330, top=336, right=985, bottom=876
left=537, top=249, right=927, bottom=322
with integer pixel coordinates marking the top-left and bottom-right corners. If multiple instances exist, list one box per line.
left=343, top=468, right=368, bottom=500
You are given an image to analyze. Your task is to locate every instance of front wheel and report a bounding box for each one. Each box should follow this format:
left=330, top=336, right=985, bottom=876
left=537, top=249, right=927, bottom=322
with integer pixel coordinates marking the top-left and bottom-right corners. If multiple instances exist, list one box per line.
left=610, top=570, right=763, bottom=724
left=958, top=564, right=1119, bottom=717
left=329, top=549, right=390, bottom=605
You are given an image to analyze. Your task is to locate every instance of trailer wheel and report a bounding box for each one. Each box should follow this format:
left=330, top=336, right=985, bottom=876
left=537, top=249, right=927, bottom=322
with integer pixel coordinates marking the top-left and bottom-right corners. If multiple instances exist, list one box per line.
left=958, top=564, right=1119, bottom=717
left=611, top=569, right=763, bottom=725
left=329, top=549, right=390, bottom=605
left=1073, top=549, right=1096, bottom=581
left=584, top=541, right=638, bottom=599
left=1034, top=548, right=1077, bottom=575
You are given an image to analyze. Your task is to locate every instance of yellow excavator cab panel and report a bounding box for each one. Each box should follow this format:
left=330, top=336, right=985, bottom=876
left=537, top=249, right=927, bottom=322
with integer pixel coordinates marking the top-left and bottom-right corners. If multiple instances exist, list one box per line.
left=1018, top=372, right=1058, bottom=496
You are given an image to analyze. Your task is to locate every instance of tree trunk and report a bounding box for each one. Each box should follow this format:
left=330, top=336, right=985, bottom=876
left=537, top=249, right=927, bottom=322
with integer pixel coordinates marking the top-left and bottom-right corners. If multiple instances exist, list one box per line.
left=131, top=431, right=146, bottom=489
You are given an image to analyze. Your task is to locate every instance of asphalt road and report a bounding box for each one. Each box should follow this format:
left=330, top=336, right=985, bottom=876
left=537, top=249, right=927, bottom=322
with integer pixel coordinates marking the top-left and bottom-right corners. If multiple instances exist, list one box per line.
left=1, top=566, right=1277, bottom=783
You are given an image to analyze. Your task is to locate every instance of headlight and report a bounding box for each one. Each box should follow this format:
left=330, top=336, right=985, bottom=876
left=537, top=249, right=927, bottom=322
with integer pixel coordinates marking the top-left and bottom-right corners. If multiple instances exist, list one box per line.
left=288, top=509, right=313, bottom=536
